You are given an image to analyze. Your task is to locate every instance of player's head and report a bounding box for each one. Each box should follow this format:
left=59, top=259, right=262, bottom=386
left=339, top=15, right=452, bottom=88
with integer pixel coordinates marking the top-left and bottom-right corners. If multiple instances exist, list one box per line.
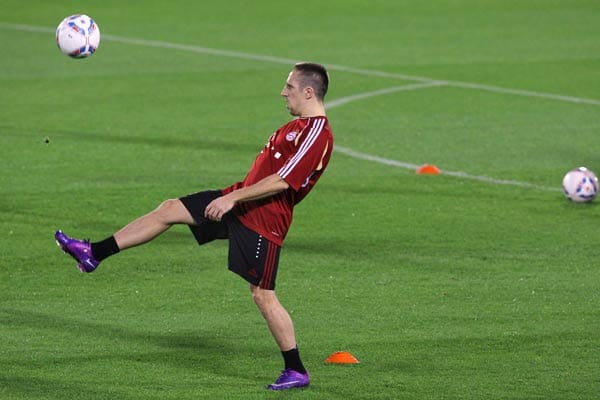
left=292, top=62, right=329, bottom=102
left=282, top=62, right=329, bottom=116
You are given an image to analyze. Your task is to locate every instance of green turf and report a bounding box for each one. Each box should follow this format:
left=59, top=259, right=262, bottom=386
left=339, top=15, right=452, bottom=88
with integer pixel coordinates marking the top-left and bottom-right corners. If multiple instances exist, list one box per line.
left=1, top=1, right=599, bottom=399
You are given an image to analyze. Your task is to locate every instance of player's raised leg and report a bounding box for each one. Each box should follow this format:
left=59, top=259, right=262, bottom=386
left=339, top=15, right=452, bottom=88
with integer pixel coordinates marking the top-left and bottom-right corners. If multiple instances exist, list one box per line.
left=113, top=198, right=195, bottom=249
left=55, top=198, right=195, bottom=272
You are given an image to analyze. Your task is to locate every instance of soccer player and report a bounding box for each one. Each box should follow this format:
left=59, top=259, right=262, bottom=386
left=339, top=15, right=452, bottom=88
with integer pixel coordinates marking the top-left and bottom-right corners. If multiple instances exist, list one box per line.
left=54, top=62, right=333, bottom=391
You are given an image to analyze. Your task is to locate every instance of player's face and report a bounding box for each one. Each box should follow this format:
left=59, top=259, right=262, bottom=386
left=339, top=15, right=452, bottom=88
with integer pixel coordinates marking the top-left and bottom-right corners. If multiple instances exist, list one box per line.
left=281, top=70, right=305, bottom=117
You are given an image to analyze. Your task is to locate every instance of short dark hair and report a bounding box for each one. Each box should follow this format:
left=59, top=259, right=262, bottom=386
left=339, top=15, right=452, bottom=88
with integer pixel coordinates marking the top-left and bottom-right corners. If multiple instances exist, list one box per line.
left=293, top=62, right=329, bottom=101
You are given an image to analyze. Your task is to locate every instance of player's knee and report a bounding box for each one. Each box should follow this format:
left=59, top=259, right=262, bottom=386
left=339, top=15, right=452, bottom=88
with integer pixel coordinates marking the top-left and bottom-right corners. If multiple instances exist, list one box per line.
left=155, top=198, right=183, bottom=222
left=250, top=286, right=276, bottom=310
left=251, top=287, right=263, bottom=306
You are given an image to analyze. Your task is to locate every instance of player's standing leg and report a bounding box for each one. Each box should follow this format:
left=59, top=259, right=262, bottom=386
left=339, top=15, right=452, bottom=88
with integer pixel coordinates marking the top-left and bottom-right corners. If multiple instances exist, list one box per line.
left=250, top=285, right=309, bottom=390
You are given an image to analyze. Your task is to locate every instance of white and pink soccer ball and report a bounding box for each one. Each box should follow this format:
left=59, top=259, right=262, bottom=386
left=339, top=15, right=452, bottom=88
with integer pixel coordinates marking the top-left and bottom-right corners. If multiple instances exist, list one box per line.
left=562, top=167, right=598, bottom=203
left=56, top=14, right=100, bottom=58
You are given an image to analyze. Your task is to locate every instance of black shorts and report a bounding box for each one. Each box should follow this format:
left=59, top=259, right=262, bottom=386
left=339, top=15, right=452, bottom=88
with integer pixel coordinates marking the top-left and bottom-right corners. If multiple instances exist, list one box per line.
left=179, top=190, right=281, bottom=290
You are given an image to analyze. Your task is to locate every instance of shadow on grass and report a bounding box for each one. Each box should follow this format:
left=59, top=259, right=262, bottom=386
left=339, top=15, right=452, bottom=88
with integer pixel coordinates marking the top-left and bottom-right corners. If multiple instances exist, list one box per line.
left=0, top=307, right=266, bottom=398
left=1, top=306, right=241, bottom=355
left=48, top=128, right=256, bottom=155
left=0, top=374, right=139, bottom=400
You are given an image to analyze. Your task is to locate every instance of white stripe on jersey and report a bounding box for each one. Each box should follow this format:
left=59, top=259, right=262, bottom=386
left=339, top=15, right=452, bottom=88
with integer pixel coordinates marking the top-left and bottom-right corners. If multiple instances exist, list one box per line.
left=278, top=118, right=325, bottom=178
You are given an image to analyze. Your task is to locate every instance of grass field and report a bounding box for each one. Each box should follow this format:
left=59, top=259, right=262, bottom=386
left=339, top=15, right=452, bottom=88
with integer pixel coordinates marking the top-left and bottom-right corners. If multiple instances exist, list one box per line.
left=1, top=1, right=599, bottom=399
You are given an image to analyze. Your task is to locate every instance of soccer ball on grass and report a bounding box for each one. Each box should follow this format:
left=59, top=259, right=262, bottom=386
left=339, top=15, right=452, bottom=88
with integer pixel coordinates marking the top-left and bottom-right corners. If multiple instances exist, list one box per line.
left=56, top=14, right=100, bottom=58
left=562, top=167, right=598, bottom=203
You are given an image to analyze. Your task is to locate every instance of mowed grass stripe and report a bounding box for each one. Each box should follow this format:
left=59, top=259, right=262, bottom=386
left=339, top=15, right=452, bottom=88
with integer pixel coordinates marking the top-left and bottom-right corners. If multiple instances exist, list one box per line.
left=1, top=21, right=599, bottom=107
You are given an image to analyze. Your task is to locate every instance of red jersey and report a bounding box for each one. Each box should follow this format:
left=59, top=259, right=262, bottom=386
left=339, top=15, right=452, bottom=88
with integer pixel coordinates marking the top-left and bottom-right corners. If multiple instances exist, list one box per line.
left=222, top=116, right=333, bottom=246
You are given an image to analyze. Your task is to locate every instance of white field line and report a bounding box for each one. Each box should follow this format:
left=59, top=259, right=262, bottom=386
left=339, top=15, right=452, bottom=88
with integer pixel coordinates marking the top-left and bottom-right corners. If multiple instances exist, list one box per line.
left=325, top=81, right=447, bottom=109
left=325, top=86, right=558, bottom=191
left=2, top=22, right=600, bottom=107
left=333, top=146, right=559, bottom=192
left=0, top=23, right=566, bottom=191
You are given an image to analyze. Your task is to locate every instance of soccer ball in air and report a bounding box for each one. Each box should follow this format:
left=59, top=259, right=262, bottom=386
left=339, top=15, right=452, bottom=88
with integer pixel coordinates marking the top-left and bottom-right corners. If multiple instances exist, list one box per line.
left=562, top=167, right=598, bottom=203
left=56, top=14, right=100, bottom=58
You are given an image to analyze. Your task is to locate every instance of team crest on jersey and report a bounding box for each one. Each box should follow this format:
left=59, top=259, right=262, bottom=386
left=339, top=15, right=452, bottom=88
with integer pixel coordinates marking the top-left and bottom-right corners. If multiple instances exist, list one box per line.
left=286, top=131, right=297, bottom=142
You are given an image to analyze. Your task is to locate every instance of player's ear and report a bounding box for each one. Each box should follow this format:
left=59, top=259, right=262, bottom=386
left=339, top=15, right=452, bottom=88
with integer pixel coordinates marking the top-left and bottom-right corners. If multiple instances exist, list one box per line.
left=304, top=86, right=315, bottom=100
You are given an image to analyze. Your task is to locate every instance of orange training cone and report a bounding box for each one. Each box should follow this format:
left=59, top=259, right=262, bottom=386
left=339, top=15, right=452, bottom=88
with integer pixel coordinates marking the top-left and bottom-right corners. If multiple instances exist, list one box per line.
left=325, top=351, right=360, bottom=364
left=416, top=164, right=441, bottom=175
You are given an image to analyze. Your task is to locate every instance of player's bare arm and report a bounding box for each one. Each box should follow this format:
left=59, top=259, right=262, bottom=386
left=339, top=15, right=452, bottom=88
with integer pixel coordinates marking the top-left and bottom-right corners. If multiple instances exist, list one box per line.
left=204, top=173, right=289, bottom=221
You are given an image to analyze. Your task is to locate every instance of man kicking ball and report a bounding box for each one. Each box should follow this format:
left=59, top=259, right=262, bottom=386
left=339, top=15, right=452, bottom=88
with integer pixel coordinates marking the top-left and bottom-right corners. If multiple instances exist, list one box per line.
left=55, top=62, right=333, bottom=391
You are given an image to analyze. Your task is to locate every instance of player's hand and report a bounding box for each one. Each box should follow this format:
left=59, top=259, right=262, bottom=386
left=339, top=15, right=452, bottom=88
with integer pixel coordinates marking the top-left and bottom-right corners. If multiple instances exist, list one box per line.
left=204, top=195, right=235, bottom=222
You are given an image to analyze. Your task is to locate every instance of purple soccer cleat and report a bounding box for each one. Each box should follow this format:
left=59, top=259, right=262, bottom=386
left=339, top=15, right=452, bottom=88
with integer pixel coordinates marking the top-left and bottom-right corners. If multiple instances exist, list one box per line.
left=267, top=369, right=310, bottom=391
left=54, top=230, right=100, bottom=273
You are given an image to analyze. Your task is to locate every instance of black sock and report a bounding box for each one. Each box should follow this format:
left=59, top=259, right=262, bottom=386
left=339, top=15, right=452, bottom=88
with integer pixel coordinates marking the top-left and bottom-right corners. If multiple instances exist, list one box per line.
left=91, top=236, right=120, bottom=262
left=282, top=347, right=306, bottom=374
